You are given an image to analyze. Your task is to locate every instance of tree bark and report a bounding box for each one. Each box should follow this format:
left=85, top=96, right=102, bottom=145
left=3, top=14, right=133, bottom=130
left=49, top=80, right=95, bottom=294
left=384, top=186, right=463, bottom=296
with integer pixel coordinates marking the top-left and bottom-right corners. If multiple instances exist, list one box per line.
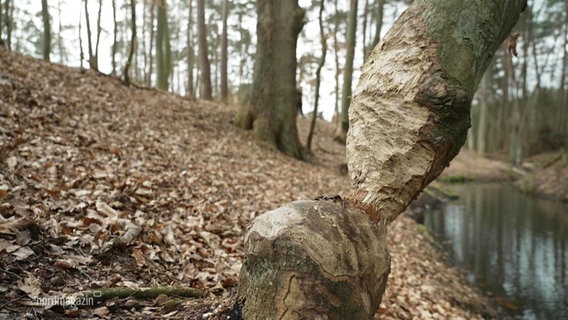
left=0, top=1, right=3, bottom=44
left=476, top=72, right=490, bottom=155
left=561, top=0, right=568, bottom=133
left=156, top=0, right=171, bottom=90
left=348, top=0, right=526, bottom=221
left=332, top=0, right=341, bottom=126
left=237, top=0, right=526, bottom=318
left=306, top=0, right=327, bottom=153
left=186, top=0, right=195, bottom=97
left=233, top=0, right=305, bottom=160
left=335, top=0, right=358, bottom=143
left=220, top=0, right=229, bottom=101
left=111, top=0, right=118, bottom=75
left=94, top=0, right=103, bottom=67
left=123, top=0, right=136, bottom=84
left=5, top=0, right=12, bottom=49
left=56, top=0, right=65, bottom=63
left=83, top=0, right=96, bottom=70
left=41, top=0, right=51, bottom=61
left=147, top=1, right=155, bottom=86
left=78, top=2, right=84, bottom=68
left=506, top=37, right=522, bottom=164
left=366, top=0, right=385, bottom=60
left=361, top=0, right=369, bottom=61
left=197, top=0, right=212, bottom=100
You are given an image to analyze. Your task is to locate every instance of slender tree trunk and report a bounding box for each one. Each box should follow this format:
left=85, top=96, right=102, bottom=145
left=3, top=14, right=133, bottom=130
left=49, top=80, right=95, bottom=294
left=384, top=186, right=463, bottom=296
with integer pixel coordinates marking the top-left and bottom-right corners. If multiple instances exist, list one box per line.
left=477, top=72, right=490, bottom=155
left=5, top=0, right=12, bottom=49
left=111, top=0, right=118, bottom=75
left=78, top=2, right=84, bottom=68
left=499, top=51, right=510, bottom=151
left=123, top=0, right=137, bottom=84
left=366, top=0, right=385, bottom=59
left=527, top=5, right=541, bottom=146
left=94, top=0, right=103, bottom=68
left=506, top=39, right=522, bottom=164
left=0, top=1, right=3, bottom=44
left=141, top=0, right=147, bottom=82
left=56, top=0, right=65, bottom=63
left=84, top=0, right=96, bottom=70
left=306, top=0, right=327, bottom=153
left=561, top=0, right=568, bottom=133
left=186, top=0, right=194, bottom=97
left=519, top=13, right=530, bottom=154
left=41, top=0, right=51, bottom=61
left=237, top=1, right=526, bottom=318
left=156, top=0, right=171, bottom=90
left=332, top=0, right=340, bottom=124
left=236, top=12, right=244, bottom=86
left=220, top=0, right=229, bottom=101
left=212, top=36, right=219, bottom=97
left=361, top=0, right=369, bottom=60
left=147, top=2, right=155, bottom=86
left=335, top=0, right=358, bottom=143
left=197, top=0, right=212, bottom=99
left=233, top=0, right=305, bottom=160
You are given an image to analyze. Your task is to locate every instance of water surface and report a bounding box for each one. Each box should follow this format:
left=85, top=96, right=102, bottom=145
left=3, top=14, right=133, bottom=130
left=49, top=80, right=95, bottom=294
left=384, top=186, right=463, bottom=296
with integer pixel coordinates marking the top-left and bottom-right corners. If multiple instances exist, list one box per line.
left=424, top=183, right=568, bottom=319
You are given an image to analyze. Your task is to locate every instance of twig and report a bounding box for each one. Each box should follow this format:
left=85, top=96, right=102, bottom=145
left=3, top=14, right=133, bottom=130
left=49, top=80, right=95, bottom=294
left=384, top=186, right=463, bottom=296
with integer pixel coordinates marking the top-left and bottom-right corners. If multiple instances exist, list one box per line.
left=0, top=295, right=27, bottom=311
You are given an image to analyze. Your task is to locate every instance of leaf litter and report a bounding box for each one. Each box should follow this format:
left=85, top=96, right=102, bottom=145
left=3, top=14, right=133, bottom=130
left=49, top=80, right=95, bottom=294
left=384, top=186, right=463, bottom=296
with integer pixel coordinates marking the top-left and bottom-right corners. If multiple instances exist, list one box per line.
left=0, top=50, right=498, bottom=319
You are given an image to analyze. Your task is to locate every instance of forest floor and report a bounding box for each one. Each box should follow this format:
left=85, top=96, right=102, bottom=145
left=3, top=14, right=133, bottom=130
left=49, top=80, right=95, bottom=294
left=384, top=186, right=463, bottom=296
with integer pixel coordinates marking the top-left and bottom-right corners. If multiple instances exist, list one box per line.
left=0, top=49, right=520, bottom=319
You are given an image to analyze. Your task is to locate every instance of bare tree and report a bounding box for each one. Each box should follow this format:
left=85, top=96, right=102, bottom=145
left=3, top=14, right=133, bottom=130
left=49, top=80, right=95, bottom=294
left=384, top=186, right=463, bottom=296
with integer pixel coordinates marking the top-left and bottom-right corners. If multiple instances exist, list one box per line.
left=233, top=0, right=305, bottom=160
left=220, top=0, right=229, bottom=101
left=197, top=0, right=212, bottom=99
left=41, top=0, right=51, bottom=61
left=186, top=0, right=195, bottom=97
left=306, top=0, right=327, bottom=153
left=335, top=0, right=358, bottom=143
left=123, top=0, right=137, bottom=84
left=155, top=0, right=171, bottom=90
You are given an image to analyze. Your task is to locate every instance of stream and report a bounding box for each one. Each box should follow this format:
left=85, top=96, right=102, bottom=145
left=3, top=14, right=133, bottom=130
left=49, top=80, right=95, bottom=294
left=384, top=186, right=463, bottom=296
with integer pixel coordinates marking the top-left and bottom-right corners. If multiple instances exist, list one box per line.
left=424, top=183, right=568, bottom=320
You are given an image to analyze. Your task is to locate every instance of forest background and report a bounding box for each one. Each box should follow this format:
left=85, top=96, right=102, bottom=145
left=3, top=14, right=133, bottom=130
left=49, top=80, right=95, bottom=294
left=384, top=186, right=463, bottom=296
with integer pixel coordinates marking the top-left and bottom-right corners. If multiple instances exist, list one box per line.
left=1, top=0, right=567, bottom=164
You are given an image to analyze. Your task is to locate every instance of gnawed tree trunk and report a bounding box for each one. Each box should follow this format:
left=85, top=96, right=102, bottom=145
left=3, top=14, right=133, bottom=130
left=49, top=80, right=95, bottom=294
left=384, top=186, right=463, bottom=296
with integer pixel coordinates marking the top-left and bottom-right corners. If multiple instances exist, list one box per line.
left=237, top=0, right=526, bottom=318
left=233, top=0, right=305, bottom=160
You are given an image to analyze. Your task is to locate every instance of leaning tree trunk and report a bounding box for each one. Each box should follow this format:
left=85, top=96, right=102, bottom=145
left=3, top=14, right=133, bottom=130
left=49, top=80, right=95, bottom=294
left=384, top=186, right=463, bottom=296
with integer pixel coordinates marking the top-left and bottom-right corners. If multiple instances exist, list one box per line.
left=237, top=0, right=526, bottom=319
left=233, top=0, right=305, bottom=160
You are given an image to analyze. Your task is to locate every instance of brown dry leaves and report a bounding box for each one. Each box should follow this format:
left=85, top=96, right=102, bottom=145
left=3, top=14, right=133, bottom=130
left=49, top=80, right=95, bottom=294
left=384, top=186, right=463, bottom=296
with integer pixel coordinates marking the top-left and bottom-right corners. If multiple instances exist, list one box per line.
left=0, top=50, right=494, bottom=319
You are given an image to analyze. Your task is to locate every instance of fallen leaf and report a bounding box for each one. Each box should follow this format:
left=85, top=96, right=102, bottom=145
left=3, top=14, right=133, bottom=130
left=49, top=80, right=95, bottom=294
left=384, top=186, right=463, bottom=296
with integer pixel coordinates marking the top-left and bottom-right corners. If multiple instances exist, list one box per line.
left=12, top=246, right=34, bottom=260
left=15, top=230, right=31, bottom=246
left=17, top=273, right=42, bottom=299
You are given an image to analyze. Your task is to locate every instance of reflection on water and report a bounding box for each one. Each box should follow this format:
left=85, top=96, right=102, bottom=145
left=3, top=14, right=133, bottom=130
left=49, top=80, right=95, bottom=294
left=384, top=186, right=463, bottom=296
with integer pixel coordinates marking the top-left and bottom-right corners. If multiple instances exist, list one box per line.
left=424, top=183, right=568, bottom=320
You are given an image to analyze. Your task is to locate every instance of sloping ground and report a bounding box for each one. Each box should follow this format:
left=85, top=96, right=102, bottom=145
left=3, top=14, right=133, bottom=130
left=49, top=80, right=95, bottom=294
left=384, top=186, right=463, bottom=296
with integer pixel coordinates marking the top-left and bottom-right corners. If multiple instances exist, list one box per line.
left=517, top=152, right=568, bottom=201
left=440, top=148, right=568, bottom=202
left=0, top=50, right=495, bottom=319
left=439, top=149, right=513, bottom=182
